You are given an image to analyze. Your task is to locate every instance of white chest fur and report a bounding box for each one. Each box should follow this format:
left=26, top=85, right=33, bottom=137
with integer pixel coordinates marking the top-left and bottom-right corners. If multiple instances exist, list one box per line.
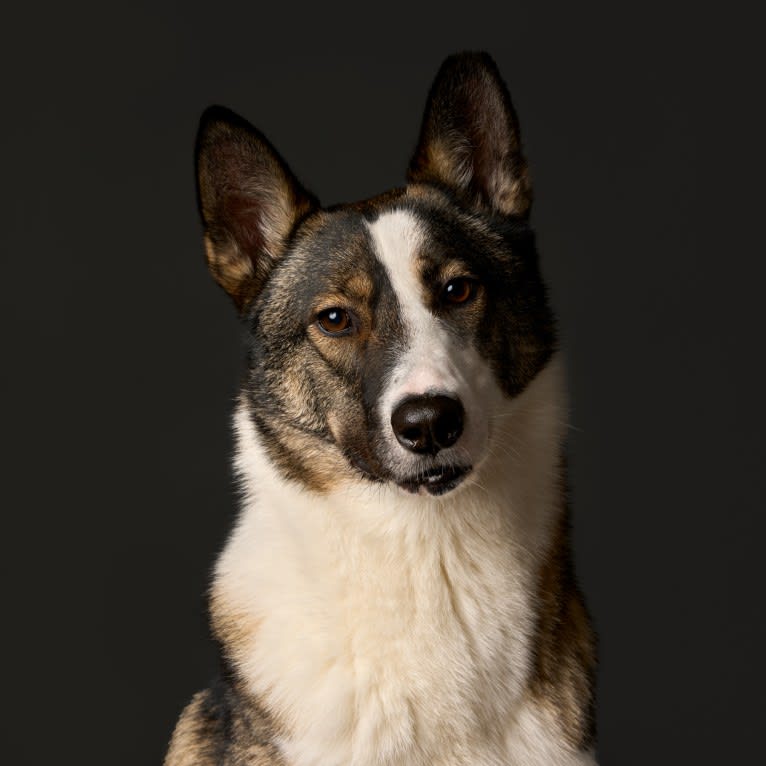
left=212, top=356, right=591, bottom=766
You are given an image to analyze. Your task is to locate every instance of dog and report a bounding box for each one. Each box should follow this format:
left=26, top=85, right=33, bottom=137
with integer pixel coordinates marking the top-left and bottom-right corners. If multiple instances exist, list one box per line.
left=165, top=52, right=597, bottom=766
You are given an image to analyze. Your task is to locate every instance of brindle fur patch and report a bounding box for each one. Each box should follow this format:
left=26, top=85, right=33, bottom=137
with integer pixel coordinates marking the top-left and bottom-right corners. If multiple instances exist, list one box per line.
left=166, top=679, right=285, bottom=766
left=241, top=207, right=410, bottom=490
left=529, top=483, right=597, bottom=750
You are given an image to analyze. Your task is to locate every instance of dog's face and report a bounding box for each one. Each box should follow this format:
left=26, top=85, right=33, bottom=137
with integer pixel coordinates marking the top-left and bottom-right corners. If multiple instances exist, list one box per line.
left=196, top=53, right=555, bottom=496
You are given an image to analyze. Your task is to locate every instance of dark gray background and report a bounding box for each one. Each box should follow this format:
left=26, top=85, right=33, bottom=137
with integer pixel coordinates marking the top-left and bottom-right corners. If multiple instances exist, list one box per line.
left=3, top=2, right=764, bottom=764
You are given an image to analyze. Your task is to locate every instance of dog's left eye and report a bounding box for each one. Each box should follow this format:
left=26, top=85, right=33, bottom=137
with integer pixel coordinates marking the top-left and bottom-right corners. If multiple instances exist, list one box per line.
left=442, top=277, right=477, bottom=305
left=316, top=308, right=353, bottom=335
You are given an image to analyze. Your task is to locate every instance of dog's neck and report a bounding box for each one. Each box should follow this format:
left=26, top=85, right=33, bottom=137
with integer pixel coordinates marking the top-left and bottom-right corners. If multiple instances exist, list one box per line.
left=212, top=354, right=568, bottom=765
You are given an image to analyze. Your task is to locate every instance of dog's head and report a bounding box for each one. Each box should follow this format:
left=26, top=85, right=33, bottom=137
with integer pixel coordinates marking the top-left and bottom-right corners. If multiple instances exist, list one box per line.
left=195, top=53, right=556, bottom=497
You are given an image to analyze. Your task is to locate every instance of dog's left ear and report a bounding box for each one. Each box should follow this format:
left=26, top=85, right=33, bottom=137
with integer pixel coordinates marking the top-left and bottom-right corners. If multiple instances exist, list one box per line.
left=195, top=106, right=318, bottom=313
left=408, top=52, right=532, bottom=217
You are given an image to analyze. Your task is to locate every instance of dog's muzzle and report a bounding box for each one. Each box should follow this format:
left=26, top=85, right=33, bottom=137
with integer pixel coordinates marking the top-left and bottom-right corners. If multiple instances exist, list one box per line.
left=390, top=394, right=471, bottom=495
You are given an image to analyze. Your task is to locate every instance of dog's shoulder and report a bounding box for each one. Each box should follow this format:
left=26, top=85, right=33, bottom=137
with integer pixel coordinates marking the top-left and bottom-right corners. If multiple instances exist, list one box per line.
left=165, top=678, right=285, bottom=766
left=529, top=508, right=597, bottom=752
left=165, top=687, right=224, bottom=766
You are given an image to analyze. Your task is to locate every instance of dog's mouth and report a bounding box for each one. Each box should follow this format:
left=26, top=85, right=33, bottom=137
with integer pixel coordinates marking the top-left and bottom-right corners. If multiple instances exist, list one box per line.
left=396, top=464, right=472, bottom=497
left=344, top=447, right=472, bottom=497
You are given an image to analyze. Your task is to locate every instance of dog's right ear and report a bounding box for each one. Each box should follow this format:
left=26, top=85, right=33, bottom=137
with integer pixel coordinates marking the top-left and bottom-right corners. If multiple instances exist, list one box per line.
left=195, top=106, right=318, bottom=312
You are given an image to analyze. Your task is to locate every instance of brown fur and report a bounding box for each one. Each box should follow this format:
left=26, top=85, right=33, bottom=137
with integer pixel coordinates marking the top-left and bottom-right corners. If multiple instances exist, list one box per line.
left=166, top=686, right=286, bottom=766
left=529, top=505, right=597, bottom=750
left=166, top=691, right=220, bottom=766
left=246, top=409, right=349, bottom=494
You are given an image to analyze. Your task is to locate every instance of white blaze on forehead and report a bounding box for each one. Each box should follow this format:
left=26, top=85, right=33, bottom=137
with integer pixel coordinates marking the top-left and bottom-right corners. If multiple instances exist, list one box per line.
left=367, top=210, right=446, bottom=376
left=366, top=209, right=467, bottom=413
left=366, top=209, right=427, bottom=334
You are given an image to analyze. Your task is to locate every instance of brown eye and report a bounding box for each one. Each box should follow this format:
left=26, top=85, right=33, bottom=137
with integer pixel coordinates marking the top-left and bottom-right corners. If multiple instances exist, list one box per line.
left=317, top=307, right=352, bottom=335
left=443, top=277, right=477, bottom=304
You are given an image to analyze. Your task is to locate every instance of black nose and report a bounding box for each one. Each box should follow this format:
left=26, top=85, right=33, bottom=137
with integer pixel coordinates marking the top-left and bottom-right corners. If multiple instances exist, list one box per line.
left=391, top=394, right=465, bottom=455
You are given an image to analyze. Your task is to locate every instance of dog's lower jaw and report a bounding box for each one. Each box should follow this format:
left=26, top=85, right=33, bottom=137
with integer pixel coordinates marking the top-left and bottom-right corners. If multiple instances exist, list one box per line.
left=395, top=463, right=472, bottom=496
left=213, top=354, right=595, bottom=765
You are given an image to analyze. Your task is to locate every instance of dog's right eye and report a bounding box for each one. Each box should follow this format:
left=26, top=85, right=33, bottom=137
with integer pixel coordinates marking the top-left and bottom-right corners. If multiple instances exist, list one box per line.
left=316, top=308, right=353, bottom=336
left=442, top=277, right=478, bottom=305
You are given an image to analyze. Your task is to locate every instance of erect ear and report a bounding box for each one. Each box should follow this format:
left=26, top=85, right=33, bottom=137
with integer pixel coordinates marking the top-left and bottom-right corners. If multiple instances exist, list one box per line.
left=408, top=52, right=532, bottom=218
left=195, top=106, right=318, bottom=312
